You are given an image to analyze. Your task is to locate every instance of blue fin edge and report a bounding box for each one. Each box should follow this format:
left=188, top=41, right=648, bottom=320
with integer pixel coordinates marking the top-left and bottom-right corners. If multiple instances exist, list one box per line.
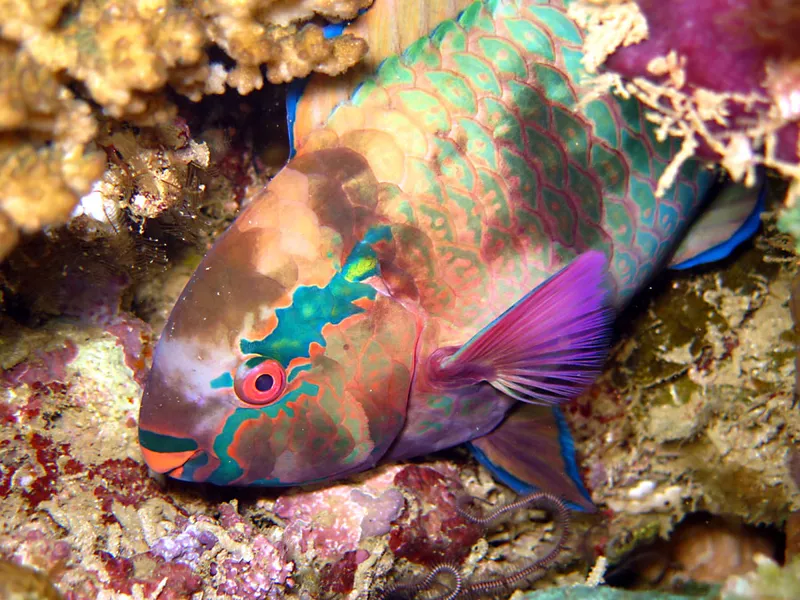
left=671, top=180, right=767, bottom=270
left=285, top=17, right=366, bottom=158
left=466, top=407, right=594, bottom=512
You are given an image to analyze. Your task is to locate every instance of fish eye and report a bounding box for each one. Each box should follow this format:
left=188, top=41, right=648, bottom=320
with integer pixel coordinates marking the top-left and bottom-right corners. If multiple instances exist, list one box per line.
left=234, top=359, right=286, bottom=406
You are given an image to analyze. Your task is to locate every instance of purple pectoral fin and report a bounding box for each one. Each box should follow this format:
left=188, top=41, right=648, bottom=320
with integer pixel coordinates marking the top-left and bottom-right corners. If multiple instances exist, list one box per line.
left=431, top=251, right=614, bottom=405
left=468, top=405, right=595, bottom=512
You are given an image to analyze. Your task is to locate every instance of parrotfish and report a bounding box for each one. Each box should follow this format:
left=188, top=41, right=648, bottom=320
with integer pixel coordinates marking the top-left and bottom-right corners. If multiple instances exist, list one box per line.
left=138, top=0, right=763, bottom=510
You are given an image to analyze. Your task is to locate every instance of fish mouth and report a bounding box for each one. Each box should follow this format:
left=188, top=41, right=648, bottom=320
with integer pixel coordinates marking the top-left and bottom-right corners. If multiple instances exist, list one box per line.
left=138, top=426, right=205, bottom=479
left=139, top=446, right=202, bottom=477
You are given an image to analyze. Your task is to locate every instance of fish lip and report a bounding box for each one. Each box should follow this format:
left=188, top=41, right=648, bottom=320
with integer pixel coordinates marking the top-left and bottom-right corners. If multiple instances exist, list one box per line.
left=164, top=449, right=204, bottom=479
left=140, top=445, right=203, bottom=478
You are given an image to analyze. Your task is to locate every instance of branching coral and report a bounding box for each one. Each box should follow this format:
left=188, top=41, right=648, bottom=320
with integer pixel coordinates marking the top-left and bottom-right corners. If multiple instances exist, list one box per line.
left=197, top=0, right=372, bottom=91
left=0, top=0, right=372, bottom=261
left=569, top=0, right=800, bottom=248
left=0, top=38, right=105, bottom=261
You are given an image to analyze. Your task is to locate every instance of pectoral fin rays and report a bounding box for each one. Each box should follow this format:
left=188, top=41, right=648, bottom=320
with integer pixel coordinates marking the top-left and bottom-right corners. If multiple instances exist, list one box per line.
left=428, top=251, right=614, bottom=406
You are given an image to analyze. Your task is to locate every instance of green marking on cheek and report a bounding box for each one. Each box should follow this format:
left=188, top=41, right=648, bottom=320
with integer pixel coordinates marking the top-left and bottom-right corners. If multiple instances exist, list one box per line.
left=181, top=452, right=208, bottom=481
left=210, top=372, right=234, bottom=389
left=211, top=408, right=261, bottom=484
left=139, top=429, right=198, bottom=453
left=241, top=227, right=391, bottom=365
left=429, top=395, right=455, bottom=417
left=209, top=381, right=320, bottom=484
left=287, top=363, right=312, bottom=382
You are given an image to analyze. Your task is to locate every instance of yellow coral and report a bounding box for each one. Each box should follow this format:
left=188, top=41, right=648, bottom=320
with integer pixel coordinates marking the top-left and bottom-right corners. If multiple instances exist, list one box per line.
left=198, top=0, right=371, bottom=89
left=0, top=40, right=104, bottom=261
left=0, top=0, right=373, bottom=261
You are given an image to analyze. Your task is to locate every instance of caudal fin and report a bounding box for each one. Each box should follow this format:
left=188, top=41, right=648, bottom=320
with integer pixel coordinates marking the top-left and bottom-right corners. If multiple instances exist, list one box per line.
left=670, top=176, right=766, bottom=270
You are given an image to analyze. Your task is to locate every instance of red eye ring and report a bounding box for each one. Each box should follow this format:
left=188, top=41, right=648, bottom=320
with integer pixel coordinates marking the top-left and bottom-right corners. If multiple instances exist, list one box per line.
left=234, top=359, right=286, bottom=406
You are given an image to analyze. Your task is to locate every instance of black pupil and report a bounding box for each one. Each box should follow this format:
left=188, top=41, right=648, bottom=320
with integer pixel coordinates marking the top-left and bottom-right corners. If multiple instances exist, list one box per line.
left=255, top=374, right=274, bottom=392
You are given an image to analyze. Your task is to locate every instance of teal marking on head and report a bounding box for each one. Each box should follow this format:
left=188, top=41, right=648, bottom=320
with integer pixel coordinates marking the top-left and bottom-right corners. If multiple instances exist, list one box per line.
left=180, top=451, right=208, bottom=481
left=211, top=409, right=260, bottom=484
left=208, top=381, right=320, bottom=484
left=139, top=429, right=198, bottom=453
left=240, top=226, right=392, bottom=364
left=210, top=372, right=234, bottom=389
left=288, top=363, right=312, bottom=382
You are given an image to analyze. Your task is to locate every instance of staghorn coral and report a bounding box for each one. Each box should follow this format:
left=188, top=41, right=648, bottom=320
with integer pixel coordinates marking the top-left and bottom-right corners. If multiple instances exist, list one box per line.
left=0, top=0, right=371, bottom=261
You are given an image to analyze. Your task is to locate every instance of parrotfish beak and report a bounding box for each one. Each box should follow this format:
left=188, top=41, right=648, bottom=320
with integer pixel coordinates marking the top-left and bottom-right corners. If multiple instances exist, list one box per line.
left=138, top=347, right=234, bottom=482
left=138, top=365, right=204, bottom=478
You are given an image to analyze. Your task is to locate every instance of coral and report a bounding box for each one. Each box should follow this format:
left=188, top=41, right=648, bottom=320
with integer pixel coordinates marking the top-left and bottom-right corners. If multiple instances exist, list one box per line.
left=0, top=310, right=297, bottom=598
left=197, top=0, right=372, bottom=91
left=0, top=175, right=797, bottom=600
left=1, top=0, right=370, bottom=119
left=274, top=465, right=406, bottom=562
left=561, top=198, right=799, bottom=564
left=388, top=465, right=484, bottom=568
left=722, top=555, right=800, bottom=600
left=0, top=0, right=371, bottom=261
left=570, top=0, right=800, bottom=248
left=0, top=558, right=63, bottom=600
left=0, top=106, right=271, bottom=321
left=270, top=463, right=484, bottom=597
left=291, top=0, right=475, bottom=143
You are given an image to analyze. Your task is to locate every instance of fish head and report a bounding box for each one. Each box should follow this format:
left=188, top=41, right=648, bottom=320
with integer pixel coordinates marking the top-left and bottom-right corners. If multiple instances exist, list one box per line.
left=138, top=149, right=420, bottom=486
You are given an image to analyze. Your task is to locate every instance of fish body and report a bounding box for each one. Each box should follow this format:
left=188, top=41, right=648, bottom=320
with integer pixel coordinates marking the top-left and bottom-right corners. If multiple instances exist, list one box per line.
left=139, top=0, right=718, bottom=502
